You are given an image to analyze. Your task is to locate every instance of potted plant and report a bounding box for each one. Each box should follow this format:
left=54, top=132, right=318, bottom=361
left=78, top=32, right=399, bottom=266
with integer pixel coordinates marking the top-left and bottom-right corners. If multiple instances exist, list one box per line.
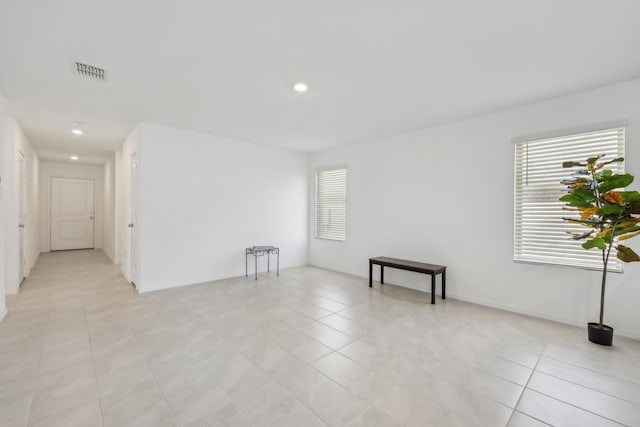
left=560, top=154, right=640, bottom=346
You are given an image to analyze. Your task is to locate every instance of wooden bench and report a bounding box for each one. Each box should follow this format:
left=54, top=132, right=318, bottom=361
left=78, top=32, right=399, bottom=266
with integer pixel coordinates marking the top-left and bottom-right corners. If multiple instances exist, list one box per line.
left=369, top=257, right=446, bottom=304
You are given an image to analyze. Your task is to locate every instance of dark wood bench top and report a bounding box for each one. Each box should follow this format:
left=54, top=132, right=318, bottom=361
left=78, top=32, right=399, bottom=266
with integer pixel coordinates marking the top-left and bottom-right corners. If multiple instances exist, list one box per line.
left=369, top=257, right=446, bottom=274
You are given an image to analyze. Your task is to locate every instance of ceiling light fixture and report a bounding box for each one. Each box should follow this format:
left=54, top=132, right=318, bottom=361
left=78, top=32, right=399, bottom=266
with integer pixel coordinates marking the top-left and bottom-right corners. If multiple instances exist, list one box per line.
left=293, top=82, right=308, bottom=93
left=71, top=128, right=83, bottom=135
left=70, top=155, right=79, bottom=160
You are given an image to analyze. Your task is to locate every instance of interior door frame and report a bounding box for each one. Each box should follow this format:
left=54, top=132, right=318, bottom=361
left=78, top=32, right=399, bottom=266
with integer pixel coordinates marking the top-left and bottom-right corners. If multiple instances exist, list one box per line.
left=49, top=176, right=96, bottom=251
left=18, top=150, right=25, bottom=283
left=128, top=152, right=137, bottom=287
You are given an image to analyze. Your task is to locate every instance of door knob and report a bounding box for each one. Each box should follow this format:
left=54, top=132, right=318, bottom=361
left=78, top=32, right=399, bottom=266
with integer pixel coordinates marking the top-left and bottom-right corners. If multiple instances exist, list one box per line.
left=128, top=223, right=134, bottom=228
left=18, top=223, right=25, bottom=228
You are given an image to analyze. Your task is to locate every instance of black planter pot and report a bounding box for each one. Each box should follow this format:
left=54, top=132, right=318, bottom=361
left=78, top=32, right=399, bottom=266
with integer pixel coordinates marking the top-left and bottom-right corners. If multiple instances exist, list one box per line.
left=588, top=322, right=614, bottom=346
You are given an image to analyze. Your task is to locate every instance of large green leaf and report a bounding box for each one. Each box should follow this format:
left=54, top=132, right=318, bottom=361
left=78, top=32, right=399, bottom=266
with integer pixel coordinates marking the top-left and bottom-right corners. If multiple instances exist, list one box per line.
left=582, top=238, right=606, bottom=250
left=562, top=161, right=586, bottom=168
left=599, top=174, right=634, bottom=193
left=602, top=157, right=624, bottom=165
left=559, top=194, right=594, bottom=208
left=616, top=226, right=640, bottom=238
left=598, top=203, right=624, bottom=216
left=620, top=191, right=640, bottom=203
left=586, top=155, right=604, bottom=164
left=617, top=245, right=640, bottom=262
left=573, top=187, right=595, bottom=198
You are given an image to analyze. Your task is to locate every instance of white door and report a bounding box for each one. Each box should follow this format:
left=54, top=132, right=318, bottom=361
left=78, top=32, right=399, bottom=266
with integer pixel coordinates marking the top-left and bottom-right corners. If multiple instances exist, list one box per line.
left=129, top=153, right=137, bottom=283
left=18, top=152, right=26, bottom=282
left=50, top=177, right=95, bottom=250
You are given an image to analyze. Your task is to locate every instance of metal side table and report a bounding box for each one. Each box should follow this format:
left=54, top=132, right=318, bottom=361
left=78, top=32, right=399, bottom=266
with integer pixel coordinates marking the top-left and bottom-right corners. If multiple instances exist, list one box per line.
left=245, top=246, right=279, bottom=280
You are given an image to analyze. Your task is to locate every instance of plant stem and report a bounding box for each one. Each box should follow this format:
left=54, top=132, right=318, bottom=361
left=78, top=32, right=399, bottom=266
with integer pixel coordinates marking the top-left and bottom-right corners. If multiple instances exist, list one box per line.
left=600, top=250, right=607, bottom=327
left=592, top=166, right=609, bottom=329
left=600, top=222, right=616, bottom=328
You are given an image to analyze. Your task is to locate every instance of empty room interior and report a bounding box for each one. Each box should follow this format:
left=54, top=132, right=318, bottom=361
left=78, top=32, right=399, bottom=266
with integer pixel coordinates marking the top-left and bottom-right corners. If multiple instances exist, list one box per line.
left=1, top=1, right=640, bottom=426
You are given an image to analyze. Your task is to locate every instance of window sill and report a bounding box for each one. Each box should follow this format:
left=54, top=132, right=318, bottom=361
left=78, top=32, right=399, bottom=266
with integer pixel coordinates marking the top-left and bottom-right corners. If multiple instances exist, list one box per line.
left=315, top=236, right=346, bottom=242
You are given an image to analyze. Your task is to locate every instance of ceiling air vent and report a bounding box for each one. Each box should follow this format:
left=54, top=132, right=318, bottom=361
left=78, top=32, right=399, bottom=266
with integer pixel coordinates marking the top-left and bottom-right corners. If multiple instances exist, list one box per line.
left=74, top=61, right=106, bottom=81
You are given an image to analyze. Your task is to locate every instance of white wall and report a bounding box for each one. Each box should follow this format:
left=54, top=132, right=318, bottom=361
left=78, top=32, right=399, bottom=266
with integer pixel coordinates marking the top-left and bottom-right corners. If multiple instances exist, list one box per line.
left=133, top=122, right=308, bottom=292
left=310, top=78, right=640, bottom=339
left=39, top=161, right=104, bottom=252
left=0, top=92, right=7, bottom=319
left=4, top=118, right=39, bottom=294
left=102, top=154, right=116, bottom=262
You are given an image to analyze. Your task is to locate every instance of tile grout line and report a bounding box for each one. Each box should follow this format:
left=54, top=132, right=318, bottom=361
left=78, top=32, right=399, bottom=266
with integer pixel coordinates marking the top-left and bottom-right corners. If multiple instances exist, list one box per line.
left=533, top=366, right=640, bottom=409
left=541, top=352, right=640, bottom=387
left=241, top=338, right=369, bottom=426
left=503, top=346, right=545, bottom=427
left=507, top=338, right=629, bottom=427
left=236, top=344, right=331, bottom=427
left=523, top=388, right=628, bottom=427
left=315, top=312, right=367, bottom=340
left=304, top=329, right=411, bottom=416
left=23, top=307, right=50, bottom=427
left=84, top=304, right=107, bottom=427
left=531, top=327, right=635, bottom=426
left=137, top=333, right=185, bottom=427
left=286, top=320, right=353, bottom=355
left=441, top=350, right=532, bottom=389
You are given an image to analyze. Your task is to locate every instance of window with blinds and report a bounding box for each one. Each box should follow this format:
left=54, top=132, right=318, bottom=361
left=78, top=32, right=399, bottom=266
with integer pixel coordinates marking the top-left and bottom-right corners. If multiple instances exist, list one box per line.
left=514, top=127, right=625, bottom=271
left=316, top=167, right=347, bottom=241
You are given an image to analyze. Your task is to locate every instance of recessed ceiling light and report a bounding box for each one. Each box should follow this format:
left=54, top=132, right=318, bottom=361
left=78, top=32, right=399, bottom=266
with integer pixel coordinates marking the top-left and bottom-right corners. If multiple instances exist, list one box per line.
left=71, top=129, right=83, bottom=135
left=293, top=82, right=308, bottom=93
left=70, top=155, right=79, bottom=160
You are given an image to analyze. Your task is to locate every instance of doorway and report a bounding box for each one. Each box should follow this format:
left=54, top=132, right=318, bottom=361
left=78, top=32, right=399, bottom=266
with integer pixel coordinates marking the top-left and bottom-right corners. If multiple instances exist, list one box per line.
left=127, top=152, right=137, bottom=285
left=50, top=177, right=95, bottom=250
left=18, top=151, right=25, bottom=283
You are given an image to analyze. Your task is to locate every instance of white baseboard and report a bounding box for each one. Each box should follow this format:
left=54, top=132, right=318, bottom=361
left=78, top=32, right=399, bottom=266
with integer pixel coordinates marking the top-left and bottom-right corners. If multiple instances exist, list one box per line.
left=30, top=251, right=40, bottom=269
left=308, top=264, right=640, bottom=342
left=446, top=291, right=640, bottom=341
left=137, top=263, right=306, bottom=293
left=447, top=291, right=582, bottom=326
left=24, top=251, right=40, bottom=277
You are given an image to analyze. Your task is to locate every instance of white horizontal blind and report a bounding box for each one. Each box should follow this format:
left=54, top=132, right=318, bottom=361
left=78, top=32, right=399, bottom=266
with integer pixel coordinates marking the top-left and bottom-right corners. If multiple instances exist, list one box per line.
left=514, top=127, right=625, bottom=271
left=316, top=168, right=347, bottom=241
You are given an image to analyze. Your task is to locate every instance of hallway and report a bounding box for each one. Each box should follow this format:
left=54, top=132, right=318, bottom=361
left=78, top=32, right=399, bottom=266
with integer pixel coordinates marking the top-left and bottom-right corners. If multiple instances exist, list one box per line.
left=8, top=250, right=129, bottom=311
left=1, top=251, right=640, bottom=426
left=1, top=250, right=137, bottom=426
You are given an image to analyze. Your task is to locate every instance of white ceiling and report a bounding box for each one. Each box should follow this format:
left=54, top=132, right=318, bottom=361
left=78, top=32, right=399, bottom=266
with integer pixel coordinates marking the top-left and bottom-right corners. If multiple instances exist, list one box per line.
left=1, top=0, right=640, bottom=159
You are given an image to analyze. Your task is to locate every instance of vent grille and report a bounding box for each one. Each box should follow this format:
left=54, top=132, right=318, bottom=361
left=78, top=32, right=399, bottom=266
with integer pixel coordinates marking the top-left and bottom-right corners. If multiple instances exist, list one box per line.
left=75, top=62, right=106, bottom=81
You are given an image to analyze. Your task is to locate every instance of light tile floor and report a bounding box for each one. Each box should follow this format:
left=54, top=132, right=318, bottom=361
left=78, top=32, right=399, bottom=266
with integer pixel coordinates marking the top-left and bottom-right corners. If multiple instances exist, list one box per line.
left=1, top=250, right=640, bottom=426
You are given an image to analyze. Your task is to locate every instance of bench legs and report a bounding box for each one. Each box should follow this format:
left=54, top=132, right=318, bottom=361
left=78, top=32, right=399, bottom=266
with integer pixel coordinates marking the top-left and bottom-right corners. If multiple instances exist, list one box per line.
left=442, top=269, right=446, bottom=300
left=431, top=270, right=447, bottom=304
left=431, top=274, right=435, bottom=304
left=369, top=263, right=446, bottom=305
left=368, top=263, right=385, bottom=287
